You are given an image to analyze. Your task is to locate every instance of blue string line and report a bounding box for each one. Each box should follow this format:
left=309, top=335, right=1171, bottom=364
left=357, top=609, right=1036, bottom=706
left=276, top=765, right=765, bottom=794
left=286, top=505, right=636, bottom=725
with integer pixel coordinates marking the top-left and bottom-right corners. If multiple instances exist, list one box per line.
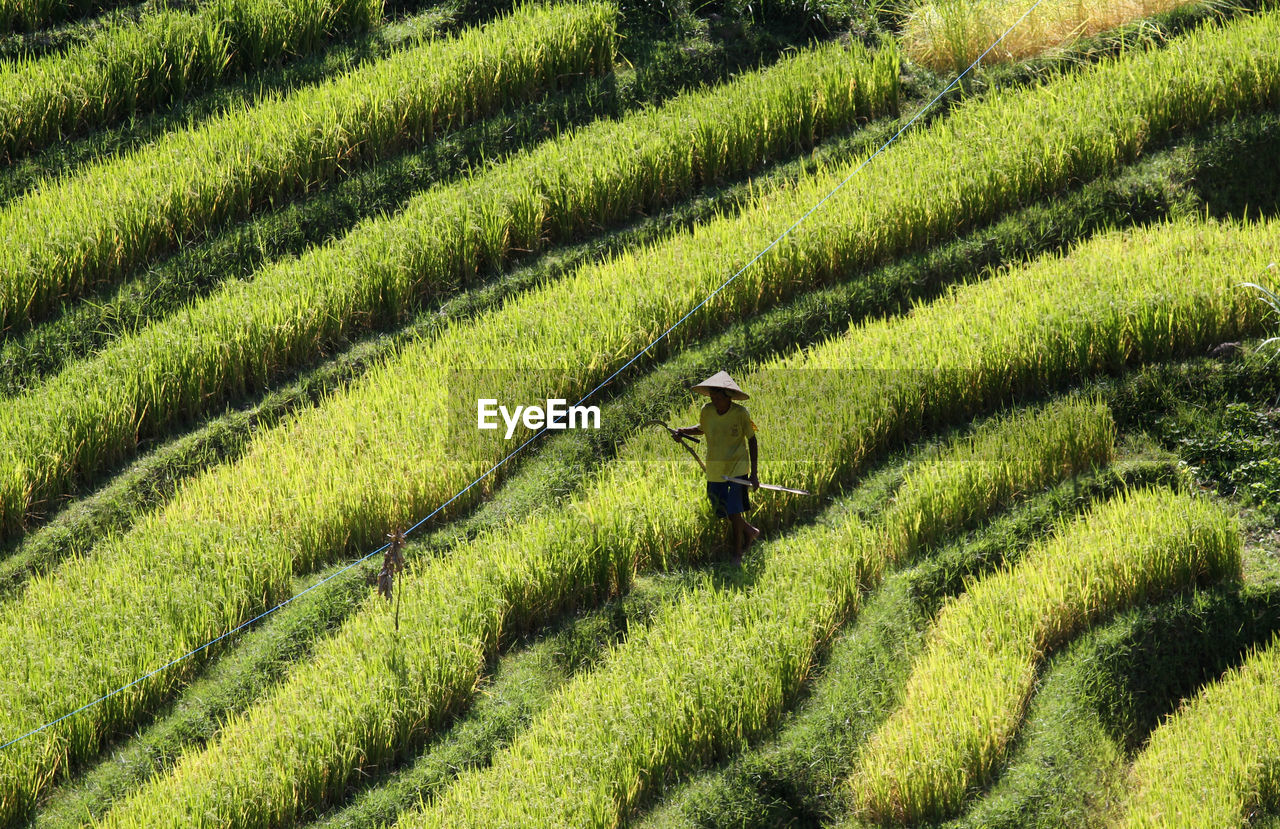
left=1, top=0, right=1045, bottom=756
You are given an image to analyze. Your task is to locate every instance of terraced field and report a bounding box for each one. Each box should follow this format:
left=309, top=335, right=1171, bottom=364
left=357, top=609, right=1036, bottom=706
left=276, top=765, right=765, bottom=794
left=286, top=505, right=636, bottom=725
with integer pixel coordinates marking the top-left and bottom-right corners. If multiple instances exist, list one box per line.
left=1, top=0, right=1278, bottom=826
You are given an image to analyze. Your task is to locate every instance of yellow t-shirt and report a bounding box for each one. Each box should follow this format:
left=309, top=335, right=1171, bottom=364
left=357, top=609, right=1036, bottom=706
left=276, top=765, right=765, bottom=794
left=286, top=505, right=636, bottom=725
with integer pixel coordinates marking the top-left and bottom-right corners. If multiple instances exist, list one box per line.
left=699, top=402, right=756, bottom=482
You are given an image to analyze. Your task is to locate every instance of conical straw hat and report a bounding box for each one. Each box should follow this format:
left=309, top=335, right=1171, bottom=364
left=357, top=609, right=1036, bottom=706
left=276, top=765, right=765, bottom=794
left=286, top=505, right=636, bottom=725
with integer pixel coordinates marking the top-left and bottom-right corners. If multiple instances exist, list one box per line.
left=691, top=370, right=749, bottom=401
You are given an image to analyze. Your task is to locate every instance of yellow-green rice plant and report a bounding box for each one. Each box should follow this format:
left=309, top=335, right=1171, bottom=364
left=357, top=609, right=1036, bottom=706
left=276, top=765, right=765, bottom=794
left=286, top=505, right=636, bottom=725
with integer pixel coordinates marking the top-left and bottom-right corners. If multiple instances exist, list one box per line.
left=0, top=0, right=381, bottom=161
left=84, top=209, right=1257, bottom=827
left=210, top=0, right=382, bottom=72
left=0, top=51, right=1274, bottom=814
left=0, top=38, right=898, bottom=540
left=383, top=400, right=1115, bottom=828
left=92, top=404, right=1111, bottom=828
left=1116, top=631, right=1280, bottom=828
left=901, top=0, right=1204, bottom=73
left=0, top=0, right=617, bottom=332
left=4, top=3, right=1279, bottom=538
left=849, top=487, right=1240, bottom=823
left=877, top=399, right=1116, bottom=563
left=0, top=211, right=1269, bottom=822
left=0, top=202, right=1266, bottom=825
left=0, top=14, right=226, bottom=161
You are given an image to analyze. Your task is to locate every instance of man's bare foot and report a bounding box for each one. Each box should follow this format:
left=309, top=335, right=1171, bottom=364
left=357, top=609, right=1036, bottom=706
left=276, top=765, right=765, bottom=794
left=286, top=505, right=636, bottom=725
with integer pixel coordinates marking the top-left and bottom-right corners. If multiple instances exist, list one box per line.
left=743, top=526, right=760, bottom=552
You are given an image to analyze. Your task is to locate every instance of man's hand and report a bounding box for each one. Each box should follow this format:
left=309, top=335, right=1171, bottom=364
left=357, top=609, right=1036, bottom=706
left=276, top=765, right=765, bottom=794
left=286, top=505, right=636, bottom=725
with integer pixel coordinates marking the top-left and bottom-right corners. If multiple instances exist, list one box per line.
left=748, top=474, right=760, bottom=491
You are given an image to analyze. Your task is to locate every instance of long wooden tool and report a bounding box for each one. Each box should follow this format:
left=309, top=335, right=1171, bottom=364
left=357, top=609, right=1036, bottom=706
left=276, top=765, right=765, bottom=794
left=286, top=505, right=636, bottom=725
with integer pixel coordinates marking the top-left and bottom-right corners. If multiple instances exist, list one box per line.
left=644, top=419, right=706, bottom=472
left=722, top=475, right=811, bottom=496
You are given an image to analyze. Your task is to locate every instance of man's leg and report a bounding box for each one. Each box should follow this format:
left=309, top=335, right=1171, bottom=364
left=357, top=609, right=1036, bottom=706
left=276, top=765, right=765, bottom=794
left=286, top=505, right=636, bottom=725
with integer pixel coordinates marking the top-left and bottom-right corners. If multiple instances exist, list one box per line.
left=728, top=513, right=759, bottom=560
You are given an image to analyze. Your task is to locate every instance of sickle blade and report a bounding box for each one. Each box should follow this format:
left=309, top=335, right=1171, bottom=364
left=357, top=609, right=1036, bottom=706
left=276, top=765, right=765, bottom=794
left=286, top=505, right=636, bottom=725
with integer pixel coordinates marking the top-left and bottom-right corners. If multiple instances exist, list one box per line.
left=722, top=476, right=811, bottom=496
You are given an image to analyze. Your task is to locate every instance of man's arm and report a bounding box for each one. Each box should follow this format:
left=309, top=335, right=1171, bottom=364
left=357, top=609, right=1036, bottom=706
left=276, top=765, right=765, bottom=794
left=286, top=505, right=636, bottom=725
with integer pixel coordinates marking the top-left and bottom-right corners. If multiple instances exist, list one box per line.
left=672, top=426, right=704, bottom=439
left=748, top=434, right=759, bottom=489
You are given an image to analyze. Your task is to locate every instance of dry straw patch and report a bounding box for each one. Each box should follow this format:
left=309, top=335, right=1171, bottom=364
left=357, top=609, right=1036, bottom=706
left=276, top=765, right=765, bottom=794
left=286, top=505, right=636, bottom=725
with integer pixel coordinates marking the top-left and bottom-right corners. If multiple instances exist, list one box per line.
left=902, top=0, right=1201, bottom=72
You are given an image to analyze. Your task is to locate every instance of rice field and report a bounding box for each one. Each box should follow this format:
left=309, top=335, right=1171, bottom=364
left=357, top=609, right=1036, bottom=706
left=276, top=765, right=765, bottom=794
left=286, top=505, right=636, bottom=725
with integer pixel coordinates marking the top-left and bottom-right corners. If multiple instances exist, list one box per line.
left=0, top=36, right=898, bottom=538
left=0, top=0, right=383, bottom=162
left=0, top=1, right=617, bottom=333
left=1, top=0, right=1278, bottom=826
left=850, top=486, right=1240, bottom=822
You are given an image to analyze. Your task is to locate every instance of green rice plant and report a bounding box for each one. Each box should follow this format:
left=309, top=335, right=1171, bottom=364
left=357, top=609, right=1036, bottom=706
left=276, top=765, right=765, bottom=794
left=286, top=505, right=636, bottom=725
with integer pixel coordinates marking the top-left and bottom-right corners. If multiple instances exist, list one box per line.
left=81, top=211, right=1262, bottom=828
left=629, top=454, right=1185, bottom=829
left=1116, top=631, right=1280, bottom=828
left=210, top=0, right=383, bottom=72
left=0, top=0, right=617, bottom=332
left=0, top=0, right=382, bottom=162
left=0, top=14, right=226, bottom=161
left=901, top=0, right=1204, bottom=73
left=388, top=401, right=1116, bottom=828
left=1240, top=269, right=1280, bottom=360
left=4, top=2, right=1279, bottom=540
left=848, top=488, right=1240, bottom=823
left=0, top=38, right=899, bottom=538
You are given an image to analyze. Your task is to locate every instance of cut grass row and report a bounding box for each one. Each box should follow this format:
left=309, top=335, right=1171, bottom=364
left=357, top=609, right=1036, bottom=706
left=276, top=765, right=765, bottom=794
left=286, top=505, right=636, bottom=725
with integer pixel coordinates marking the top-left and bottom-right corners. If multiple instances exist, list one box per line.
left=0, top=10, right=1275, bottom=801
left=848, top=487, right=1239, bottom=823
left=3, top=4, right=1278, bottom=541
left=85, top=213, right=1265, bottom=828
left=0, top=0, right=382, bottom=162
left=0, top=37, right=900, bottom=537
left=0, top=0, right=618, bottom=333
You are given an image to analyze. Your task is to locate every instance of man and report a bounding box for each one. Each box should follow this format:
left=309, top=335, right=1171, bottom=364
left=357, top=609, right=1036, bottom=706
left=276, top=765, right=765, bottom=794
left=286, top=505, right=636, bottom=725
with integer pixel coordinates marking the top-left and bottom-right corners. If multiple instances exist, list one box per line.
left=672, top=371, right=760, bottom=561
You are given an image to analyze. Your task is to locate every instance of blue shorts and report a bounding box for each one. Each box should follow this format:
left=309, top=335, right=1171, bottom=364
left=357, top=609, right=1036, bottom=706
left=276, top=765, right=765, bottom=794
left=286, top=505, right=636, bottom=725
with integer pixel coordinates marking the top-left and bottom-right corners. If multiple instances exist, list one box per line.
left=706, top=481, right=750, bottom=518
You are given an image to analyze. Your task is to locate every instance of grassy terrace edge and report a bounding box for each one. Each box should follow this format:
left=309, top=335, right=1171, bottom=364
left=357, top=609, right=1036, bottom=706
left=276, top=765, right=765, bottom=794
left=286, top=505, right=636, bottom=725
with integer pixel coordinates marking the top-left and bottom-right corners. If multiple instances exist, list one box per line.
left=627, top=454, right=1187, bottom=829
left=395, top=400, right=1118, bottom=826
left=1117, top=629, right=1280, bottom=826
left=0, top=0, right=128, bottom=36
left=411, top=487, right=1235, bottom=827
left=849, top=487, right=1240, bottom=822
